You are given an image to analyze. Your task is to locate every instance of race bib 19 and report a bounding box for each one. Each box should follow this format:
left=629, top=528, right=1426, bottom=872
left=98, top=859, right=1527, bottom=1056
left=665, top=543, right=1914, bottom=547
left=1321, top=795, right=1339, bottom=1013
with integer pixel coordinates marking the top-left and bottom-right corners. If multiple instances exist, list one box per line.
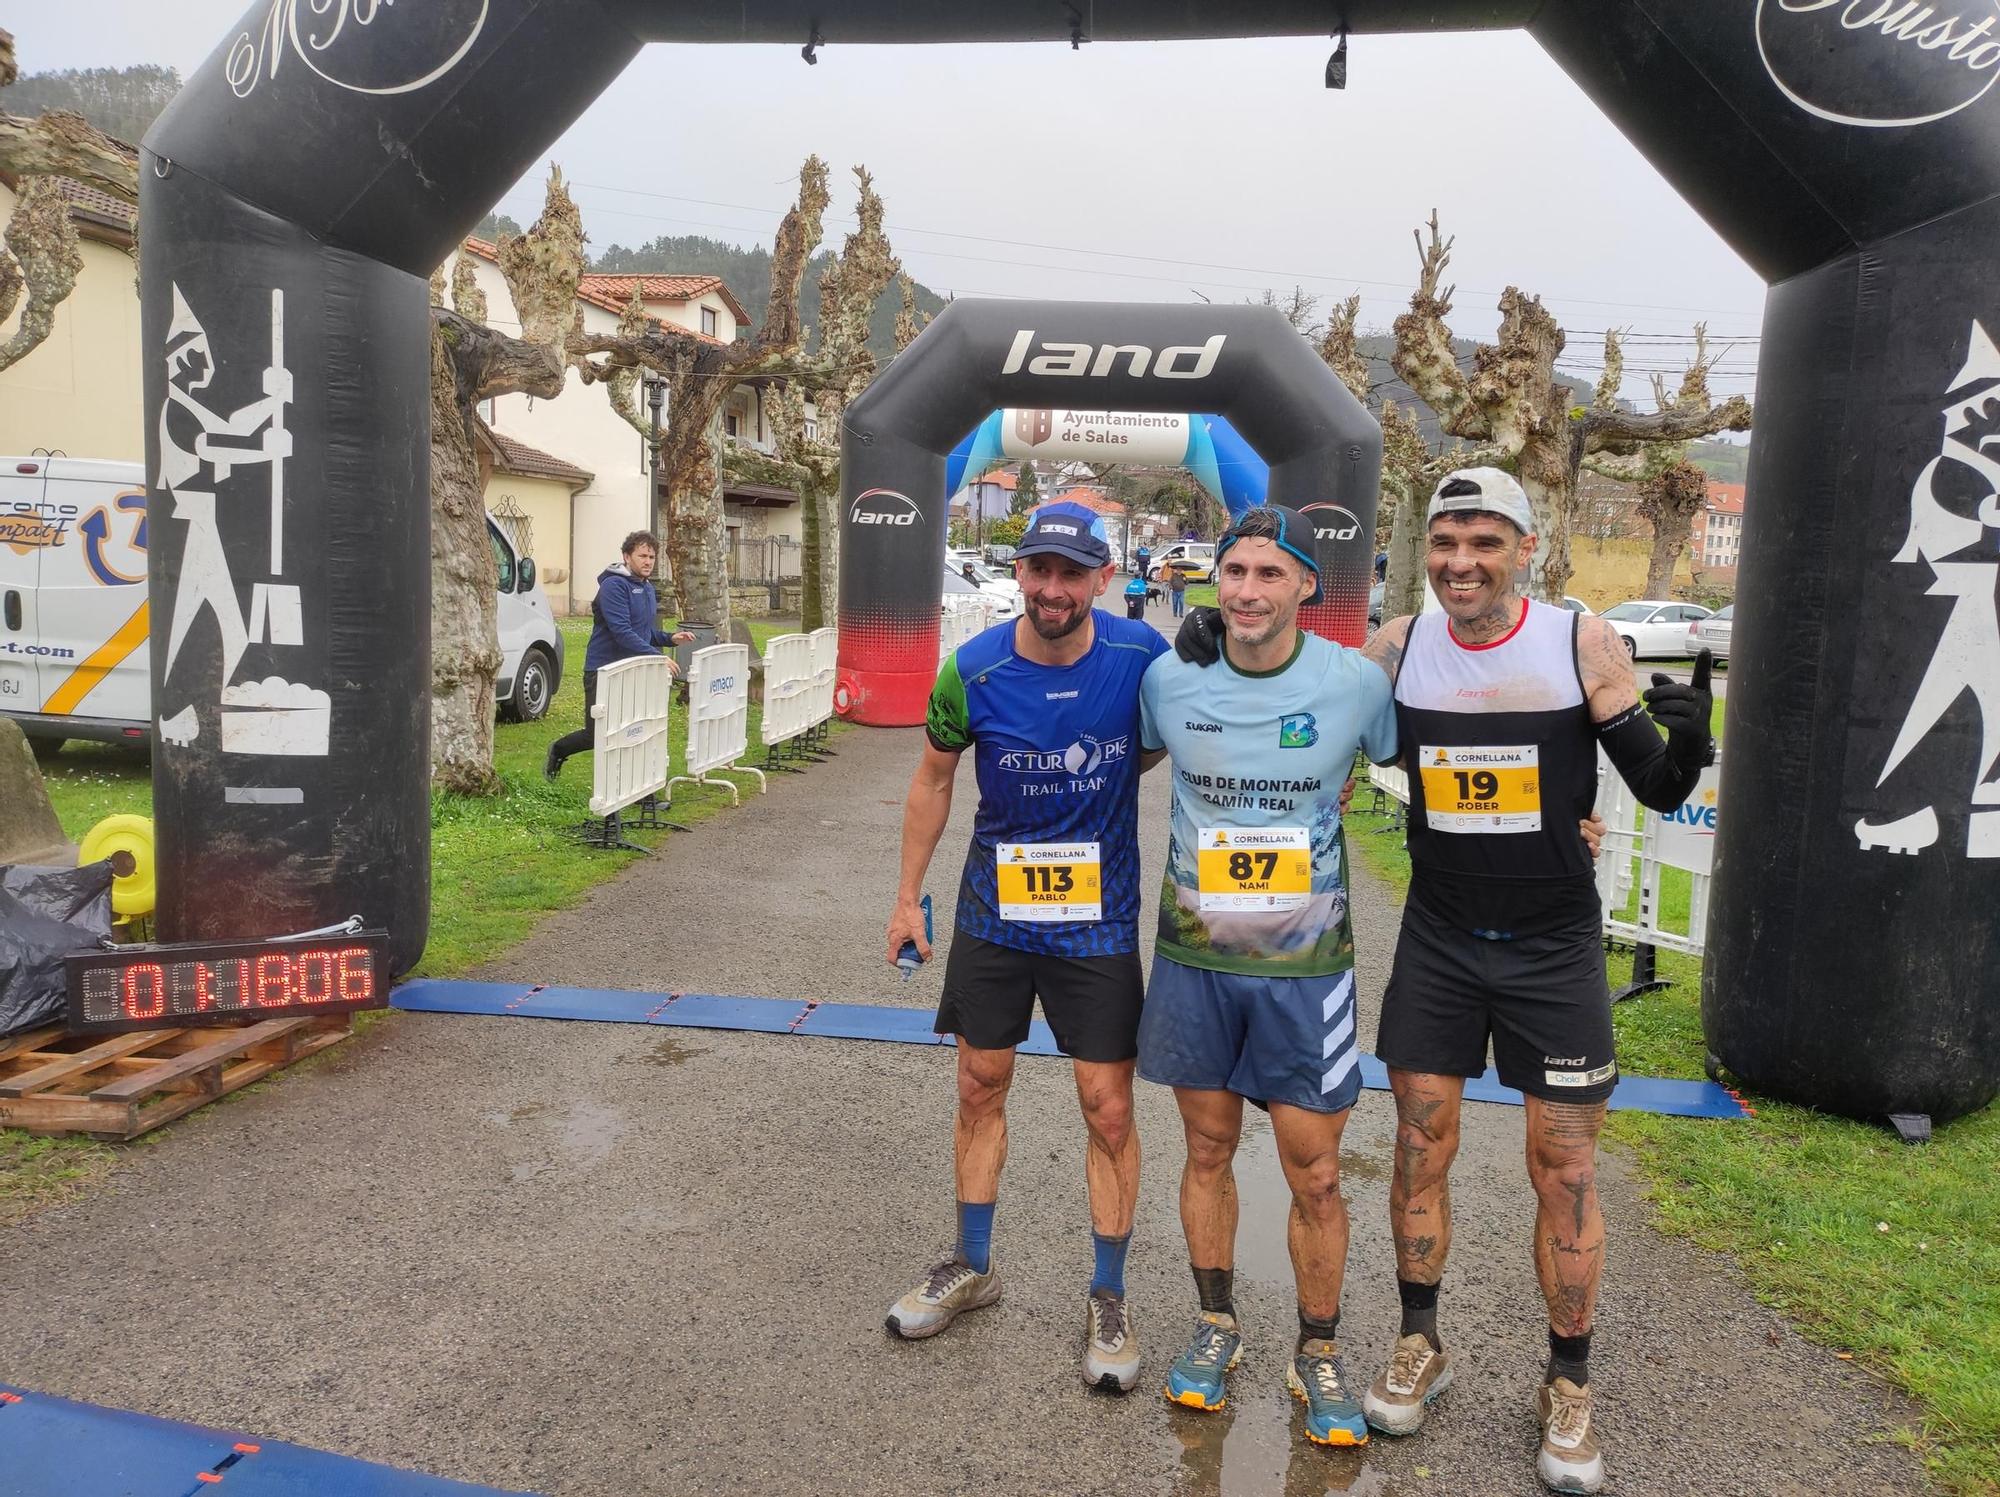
left=996, top=841, right=1102, bottom=922
left=1195, top=827, right=1311, bottom=911
left=1419, top=744, right=1541, bottom=833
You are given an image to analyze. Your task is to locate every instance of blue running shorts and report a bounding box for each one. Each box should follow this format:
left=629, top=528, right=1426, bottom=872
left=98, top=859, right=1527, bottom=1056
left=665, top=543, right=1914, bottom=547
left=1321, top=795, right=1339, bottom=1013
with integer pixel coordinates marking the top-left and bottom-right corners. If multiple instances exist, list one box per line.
left=1138, top=957, right=1364, bottom=1113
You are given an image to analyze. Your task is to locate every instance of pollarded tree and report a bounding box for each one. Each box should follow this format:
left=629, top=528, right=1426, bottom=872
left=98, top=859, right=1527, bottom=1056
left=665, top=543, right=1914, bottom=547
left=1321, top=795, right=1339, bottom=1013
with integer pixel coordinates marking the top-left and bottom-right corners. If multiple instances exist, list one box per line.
left=1391, top=212, right=1751, bottom=602
left=571, top=156, right=833, bottom=641
left=427, top=170, right=584, bottom=794
left=1636, top=460, right=1712, bottom=600
left=0, top=31, right=140, bottom=374
left=718, top=169, right=910, bottom=630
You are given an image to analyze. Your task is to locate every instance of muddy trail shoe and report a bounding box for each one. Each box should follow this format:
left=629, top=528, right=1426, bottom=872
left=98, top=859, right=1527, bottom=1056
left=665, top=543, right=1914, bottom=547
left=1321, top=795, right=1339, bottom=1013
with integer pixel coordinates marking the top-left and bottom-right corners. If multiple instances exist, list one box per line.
left=884, top=1257, right=1002, bottom=1340
left=1165, top=1312, right=1244, bottom=1411
left=1536, top=1377, right=1606, bottom=1494
left=1363, top=1332, right=1454, bottom=1435
left=1083, top=1289, right=1140, bottom=1393
left=1287, top=1339, right=1369, bottom=1447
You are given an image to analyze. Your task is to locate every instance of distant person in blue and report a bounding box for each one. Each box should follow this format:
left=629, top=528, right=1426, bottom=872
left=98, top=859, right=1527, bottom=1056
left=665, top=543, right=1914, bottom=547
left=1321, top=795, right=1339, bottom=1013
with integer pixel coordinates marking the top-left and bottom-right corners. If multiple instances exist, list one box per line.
left=882, top=499, right=1167, bottom=1395
left=1123, top=570, right=1149, bottom=620
left=1168, top=562, right=1190, bottom=619
left=544, top=529, right=694, bottom=780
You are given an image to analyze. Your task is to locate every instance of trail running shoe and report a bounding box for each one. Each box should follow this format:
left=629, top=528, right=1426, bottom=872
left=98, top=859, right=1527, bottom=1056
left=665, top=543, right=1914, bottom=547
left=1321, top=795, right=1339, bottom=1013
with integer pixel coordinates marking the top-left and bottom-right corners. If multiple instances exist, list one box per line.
left=1536, top=1377, right=1605, bottom=1494
left=884, top=1257, right=1002, bottom=1340
left=1287, top=1339, right=1369, bottom=1447
left=543, top=743, right=562, bottom=781
left=1083, top=1289, right=1140, bottom=1393
left=1363, top=1332, right=1455, bottom=1435
left=1164, top=1311, right=1244, bottom=1411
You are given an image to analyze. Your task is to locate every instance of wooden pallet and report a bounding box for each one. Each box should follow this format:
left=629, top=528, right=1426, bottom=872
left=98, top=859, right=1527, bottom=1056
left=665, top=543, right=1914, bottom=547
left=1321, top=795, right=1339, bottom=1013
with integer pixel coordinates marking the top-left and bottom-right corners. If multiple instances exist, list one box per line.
left=0, top=1015, right=350, bottom=1140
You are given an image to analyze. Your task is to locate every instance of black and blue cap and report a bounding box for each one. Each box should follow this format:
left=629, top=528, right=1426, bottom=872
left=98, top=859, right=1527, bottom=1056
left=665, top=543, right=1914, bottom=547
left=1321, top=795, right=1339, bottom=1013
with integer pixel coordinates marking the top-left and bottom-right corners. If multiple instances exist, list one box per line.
left=1016, top=500, right=1113, bottom=568
left=1214, top=505, right=1323, bottom=605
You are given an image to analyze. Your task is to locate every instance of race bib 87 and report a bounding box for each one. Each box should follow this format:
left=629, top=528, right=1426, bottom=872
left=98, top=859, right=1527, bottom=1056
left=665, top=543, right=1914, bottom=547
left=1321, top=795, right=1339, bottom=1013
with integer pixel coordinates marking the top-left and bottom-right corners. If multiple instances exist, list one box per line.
left=1195, top=827, right=1311, bottom=911
left=1419, top=744, right=1542, bottom=833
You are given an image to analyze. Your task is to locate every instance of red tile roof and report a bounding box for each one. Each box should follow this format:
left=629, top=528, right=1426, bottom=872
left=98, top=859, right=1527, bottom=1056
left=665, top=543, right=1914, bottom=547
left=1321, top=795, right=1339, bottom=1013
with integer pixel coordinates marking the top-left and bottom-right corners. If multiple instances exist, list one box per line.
left=971, top=467, right=1018, bottom=490
left=1053, top=487, right=1125, bottom=516
left=579, top=273, right=749, bottom=324
left=0, top=173, right=136, bottom=240
left=479, top=423, right=593, bottom=488
left=458, top=238, right=731, bottom=346
left=1705, top=482, right=1745, bottom=514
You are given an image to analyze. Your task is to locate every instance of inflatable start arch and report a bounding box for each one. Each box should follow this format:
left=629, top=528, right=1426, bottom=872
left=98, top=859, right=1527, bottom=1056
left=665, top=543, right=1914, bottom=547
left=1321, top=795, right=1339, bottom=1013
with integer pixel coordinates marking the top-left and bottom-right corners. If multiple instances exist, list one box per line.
left=141, top=2, right=2000, bottom=1124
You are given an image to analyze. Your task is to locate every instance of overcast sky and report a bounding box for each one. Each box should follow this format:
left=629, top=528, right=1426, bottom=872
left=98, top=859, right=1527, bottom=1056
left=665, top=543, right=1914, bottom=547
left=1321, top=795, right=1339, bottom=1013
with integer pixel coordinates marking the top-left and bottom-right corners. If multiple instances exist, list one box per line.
left=16, top=4, right=1768, bottom=399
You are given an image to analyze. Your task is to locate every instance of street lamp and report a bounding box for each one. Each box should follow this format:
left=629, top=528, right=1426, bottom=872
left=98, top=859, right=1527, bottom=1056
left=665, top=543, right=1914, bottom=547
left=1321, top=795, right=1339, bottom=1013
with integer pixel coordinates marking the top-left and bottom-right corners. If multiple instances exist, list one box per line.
left=643, top=374, right=667, bottom=550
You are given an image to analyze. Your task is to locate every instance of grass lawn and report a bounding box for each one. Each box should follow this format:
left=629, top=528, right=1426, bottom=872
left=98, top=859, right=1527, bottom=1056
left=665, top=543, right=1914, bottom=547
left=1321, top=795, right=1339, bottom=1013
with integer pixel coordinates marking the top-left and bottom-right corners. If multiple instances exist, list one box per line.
left=1344, top=756, right=1999, bottom=1496
left=7, top=616, right=843, bottom=1219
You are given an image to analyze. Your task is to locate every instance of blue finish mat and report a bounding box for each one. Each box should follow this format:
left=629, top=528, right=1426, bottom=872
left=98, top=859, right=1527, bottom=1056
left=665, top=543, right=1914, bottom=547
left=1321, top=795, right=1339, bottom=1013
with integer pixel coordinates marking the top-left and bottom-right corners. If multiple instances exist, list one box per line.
left=393, top=980, right=1749, bottom=1119
left=0, top=1385, right=541, bottom=1496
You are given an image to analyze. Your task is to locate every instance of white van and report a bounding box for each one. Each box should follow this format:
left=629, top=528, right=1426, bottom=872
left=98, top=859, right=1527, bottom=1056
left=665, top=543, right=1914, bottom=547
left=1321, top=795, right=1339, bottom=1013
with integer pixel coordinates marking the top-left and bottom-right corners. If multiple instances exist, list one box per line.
left=1146, top=540, right=1216, bottom=583
left=0, top=456, right=563, bottom=751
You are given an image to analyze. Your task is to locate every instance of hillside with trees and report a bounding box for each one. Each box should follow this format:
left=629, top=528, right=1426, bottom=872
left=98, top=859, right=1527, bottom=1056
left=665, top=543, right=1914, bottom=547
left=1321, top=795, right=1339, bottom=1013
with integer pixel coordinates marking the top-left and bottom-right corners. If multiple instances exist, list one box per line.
left=0, top=62, right=179, bottom=144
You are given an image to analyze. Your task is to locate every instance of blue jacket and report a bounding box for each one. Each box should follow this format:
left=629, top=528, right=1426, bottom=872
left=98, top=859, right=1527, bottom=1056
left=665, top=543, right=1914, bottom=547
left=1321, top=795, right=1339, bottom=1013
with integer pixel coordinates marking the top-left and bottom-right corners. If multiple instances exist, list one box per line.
left=584, top=563, right=672, bottom=673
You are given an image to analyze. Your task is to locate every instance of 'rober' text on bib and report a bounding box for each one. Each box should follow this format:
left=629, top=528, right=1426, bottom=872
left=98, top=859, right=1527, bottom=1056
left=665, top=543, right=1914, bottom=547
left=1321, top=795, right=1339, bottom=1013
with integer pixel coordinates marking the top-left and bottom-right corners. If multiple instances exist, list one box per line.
left=1419, top=744, right=1542, bottom=833
left=1195, top=827, right=1311, bottom=911
left=996, top=841, right=1103, bottom=922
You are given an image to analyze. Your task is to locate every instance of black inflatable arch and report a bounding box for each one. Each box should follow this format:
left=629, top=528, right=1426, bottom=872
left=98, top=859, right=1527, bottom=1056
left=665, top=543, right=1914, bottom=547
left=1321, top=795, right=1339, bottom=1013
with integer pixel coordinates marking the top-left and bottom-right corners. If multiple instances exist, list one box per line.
left=836, top=299, right=1378, bottom=724
left=143, top=2, right=2000, bottom=1123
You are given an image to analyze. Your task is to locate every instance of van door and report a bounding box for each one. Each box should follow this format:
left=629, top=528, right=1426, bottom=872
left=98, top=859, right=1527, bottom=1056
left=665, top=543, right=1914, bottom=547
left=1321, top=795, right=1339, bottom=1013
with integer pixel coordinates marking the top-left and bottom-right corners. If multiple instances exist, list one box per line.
left=36, top=460, right=150, bottom=729
left=489, top=518, right=530, bottom=690
left=0, top=464, right=48, bottom=718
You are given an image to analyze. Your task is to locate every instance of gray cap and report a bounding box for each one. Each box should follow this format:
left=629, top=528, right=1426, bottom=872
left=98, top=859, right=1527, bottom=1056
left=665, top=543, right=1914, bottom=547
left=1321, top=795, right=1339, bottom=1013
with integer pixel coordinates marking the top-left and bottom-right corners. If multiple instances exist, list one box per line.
left=1426, top=467, right=1536, bottom=536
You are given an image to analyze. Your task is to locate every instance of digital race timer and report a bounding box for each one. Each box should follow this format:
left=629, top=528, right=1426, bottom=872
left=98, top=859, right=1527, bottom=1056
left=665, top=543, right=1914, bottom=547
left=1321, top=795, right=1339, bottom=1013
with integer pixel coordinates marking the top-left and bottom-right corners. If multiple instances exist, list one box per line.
left=66, top=931, right=390, bottom=1034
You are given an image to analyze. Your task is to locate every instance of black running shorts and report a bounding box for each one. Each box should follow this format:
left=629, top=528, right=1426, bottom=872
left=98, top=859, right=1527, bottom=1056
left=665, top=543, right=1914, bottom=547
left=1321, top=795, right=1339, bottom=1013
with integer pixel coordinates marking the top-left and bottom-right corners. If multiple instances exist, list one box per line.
left=935, top=931, right=1144, bottom=1063
left=1376, top=883, right=1617, bottom=1103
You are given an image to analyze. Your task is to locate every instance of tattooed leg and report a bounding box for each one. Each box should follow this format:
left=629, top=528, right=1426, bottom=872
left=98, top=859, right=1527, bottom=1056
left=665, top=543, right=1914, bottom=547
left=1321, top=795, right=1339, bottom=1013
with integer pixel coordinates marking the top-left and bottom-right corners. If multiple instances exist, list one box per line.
left=1387, top=1069, right=1464, bottom=1286
left=1523, top=1096, right=1608, bottom=1336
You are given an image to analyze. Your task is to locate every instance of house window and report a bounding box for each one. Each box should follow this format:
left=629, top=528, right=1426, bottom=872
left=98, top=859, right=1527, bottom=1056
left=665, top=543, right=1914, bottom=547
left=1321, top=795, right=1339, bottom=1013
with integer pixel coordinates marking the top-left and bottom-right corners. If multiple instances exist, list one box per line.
left=724, top=411, right=741, bottom=439
left=701, top=305, right=719, bottom=337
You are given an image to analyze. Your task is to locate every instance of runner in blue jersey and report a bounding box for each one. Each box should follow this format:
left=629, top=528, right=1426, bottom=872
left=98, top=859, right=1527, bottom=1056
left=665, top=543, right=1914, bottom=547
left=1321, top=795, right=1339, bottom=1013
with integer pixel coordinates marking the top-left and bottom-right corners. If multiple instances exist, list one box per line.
left=1138, top=506, right=1396, bottom=1445
left=882, top=500, right=1167, bottom=1394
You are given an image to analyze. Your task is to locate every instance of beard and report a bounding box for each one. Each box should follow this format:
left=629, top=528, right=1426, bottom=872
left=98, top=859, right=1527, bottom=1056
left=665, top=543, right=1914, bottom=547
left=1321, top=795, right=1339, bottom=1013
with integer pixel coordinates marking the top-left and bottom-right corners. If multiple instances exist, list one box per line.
left=1225, top=607, right=1288, bottom=649
left=1026, top=596, right=1090, bottom=640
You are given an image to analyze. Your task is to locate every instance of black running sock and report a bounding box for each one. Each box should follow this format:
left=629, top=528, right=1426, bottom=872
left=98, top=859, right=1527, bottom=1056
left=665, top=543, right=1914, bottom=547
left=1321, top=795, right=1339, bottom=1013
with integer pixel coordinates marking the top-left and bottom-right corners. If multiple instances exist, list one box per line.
left=1297, top=1308, right=1340, bottom=1354
left=1547, top=1329, right=1591, bottom=1388
left=1192, top=1266, right=1234, bottom=1318
left=1398, top=1277, right=1442, bottom=1352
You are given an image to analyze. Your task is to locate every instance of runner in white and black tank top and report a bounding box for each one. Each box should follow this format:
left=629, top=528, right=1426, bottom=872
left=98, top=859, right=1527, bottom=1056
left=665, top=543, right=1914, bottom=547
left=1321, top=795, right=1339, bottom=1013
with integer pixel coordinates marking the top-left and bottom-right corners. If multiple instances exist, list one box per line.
left=1393, top=598, right=1601, bottom=940
left=1344, top=468, right=1719, bottom=1496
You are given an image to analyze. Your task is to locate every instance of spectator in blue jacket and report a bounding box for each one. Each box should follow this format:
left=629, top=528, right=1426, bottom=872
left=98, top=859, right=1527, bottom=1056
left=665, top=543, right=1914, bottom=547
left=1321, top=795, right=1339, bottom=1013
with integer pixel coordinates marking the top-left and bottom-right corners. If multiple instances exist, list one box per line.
left=545, top=530, right=694, bottom=779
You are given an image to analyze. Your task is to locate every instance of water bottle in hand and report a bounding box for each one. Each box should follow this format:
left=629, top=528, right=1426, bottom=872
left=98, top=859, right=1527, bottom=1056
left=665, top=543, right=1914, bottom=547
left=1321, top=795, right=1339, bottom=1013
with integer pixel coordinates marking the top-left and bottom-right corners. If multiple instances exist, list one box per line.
left=896, top=894, right=934, bottom=981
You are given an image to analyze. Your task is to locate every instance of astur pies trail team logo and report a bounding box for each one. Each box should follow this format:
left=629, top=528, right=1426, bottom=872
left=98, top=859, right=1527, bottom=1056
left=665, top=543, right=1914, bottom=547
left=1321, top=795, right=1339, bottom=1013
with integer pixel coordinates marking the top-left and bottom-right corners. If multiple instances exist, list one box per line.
left=998, top=734, right=1130, bottom=775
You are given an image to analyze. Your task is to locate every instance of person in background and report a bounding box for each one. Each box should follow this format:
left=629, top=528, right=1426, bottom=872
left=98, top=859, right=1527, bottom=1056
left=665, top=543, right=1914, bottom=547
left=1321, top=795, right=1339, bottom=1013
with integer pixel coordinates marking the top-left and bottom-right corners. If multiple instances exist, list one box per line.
left=1168, top=563, right=1190, bottom=619
left=545, top=529, right=694, bottom=780
left=1125, top=570, right=1150, bottom=621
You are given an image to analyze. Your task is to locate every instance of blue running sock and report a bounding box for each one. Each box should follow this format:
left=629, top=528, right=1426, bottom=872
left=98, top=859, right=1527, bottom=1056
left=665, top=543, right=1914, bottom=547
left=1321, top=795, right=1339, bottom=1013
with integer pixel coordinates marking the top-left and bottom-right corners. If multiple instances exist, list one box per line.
left=957, top=1200, right=995, bottom=1273
left=1091, top=1231, right=1131, bottom=1296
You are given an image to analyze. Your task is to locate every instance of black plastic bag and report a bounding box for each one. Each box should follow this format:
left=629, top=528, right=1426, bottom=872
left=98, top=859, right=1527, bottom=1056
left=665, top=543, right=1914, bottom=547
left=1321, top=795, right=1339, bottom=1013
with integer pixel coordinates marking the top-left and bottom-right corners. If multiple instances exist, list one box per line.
left=0, top=861, right=114, bottom=1038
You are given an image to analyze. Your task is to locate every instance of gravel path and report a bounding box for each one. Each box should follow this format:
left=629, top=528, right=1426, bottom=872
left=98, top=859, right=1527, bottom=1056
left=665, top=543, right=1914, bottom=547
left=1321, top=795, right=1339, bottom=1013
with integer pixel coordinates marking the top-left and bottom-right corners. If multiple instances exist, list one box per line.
left=0, top=634, right=1929, bottom=1495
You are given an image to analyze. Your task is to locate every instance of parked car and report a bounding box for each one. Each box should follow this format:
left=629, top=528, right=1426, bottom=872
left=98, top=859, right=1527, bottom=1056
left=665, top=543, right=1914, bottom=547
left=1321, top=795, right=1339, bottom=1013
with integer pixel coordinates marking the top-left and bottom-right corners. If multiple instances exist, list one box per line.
left=1600, top=599, right=1713, bottom=659
left=982, top=544, right=1017, bottom=567
left=1560, top=596, right=1595, bottom=615
left=942, top=561, right=1019, bottom=617
left=1147, top=540, right=1215, bottom=583
left=1688, top=603, right=1733, bottom=662
left=0, top=455, right=563, bottom=749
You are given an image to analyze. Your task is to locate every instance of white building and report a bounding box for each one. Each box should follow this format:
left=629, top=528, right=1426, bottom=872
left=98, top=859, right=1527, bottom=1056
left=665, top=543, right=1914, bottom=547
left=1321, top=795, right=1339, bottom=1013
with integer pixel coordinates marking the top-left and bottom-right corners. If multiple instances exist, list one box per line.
left=454, top=242, right=804, bottom=614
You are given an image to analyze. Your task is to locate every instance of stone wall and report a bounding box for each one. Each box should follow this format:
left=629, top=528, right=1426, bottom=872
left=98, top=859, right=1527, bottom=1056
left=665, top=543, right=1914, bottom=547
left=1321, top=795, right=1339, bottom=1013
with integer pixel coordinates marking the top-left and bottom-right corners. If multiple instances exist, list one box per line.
left=729, top=584, right=803, bottom=619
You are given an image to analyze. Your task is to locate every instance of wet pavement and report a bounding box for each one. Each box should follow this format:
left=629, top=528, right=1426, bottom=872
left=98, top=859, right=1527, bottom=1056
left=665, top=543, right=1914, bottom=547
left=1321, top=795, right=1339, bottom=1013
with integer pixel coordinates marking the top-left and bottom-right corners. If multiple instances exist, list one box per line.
left=0, top=611, right=1929, bottom=1495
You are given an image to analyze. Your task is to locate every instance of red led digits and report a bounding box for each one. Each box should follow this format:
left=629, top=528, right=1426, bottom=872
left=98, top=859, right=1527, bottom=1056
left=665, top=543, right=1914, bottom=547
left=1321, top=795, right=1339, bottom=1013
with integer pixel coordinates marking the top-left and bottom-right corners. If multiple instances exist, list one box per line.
left=334, top=946, right=373, bottom=1003
left=253, top=953, right=292, bottom=1008
left=122, top=962, right=167, bottom=1021
left=297, top=949, right=334, bottom=1005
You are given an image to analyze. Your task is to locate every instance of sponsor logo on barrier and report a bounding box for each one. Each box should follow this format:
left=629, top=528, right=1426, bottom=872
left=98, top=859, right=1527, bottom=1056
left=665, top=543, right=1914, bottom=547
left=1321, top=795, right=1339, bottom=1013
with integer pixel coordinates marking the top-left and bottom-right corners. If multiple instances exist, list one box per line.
left=1756, top=0, right=2000, bottom=128
left=1015, top=408, right=1054, bottom=446
left=850, top=488, right=923, bottom=526
left=1300, top=502, right=1363, bottom=543
left=710, top=675, right=737, bottom=694
left=1000, top=330, right=1226, bottom=381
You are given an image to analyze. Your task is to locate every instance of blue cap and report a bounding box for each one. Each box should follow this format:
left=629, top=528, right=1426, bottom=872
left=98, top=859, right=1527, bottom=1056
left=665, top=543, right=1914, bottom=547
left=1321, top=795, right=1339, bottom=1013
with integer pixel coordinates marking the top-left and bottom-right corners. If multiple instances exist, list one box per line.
left=1215, top=505, right=1323, bottom=605
left=1016, top=500, right=1112, bottom=568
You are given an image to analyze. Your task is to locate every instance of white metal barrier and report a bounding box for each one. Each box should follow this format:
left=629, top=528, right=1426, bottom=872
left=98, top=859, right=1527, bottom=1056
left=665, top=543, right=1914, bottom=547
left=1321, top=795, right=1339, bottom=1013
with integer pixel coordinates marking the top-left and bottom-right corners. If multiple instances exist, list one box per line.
left=670, top=643, right=765, bottom=806
left=760, top=633, right=818, bottom=750
left=1594, top=749, right=1721, bottom=960
left=588, top=655, right=676, bottom=818
left=807, top=627, right=838, bottom=728
left=1369, top=762, right=1411, bottom=806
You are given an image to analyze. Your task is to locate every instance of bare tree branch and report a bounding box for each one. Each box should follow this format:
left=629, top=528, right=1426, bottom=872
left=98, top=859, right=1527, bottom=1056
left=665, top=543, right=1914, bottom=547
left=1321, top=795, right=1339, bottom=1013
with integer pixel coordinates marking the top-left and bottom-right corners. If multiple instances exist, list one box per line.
left=0, top=177, right=82, bottom=372
left=0, top=108, right=139, bottom=205
left=1390, top=211, right=1477, bottom=437
left=1317, top=293, right=1369, bottom=404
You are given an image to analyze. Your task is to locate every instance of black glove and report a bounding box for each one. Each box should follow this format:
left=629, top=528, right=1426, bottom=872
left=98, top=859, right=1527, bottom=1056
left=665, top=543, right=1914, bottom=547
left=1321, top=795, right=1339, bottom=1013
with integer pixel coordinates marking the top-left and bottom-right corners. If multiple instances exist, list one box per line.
left=1644, top=649, right=1716, bottom=771
left=1174, top=606, right=1224, bottom=667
